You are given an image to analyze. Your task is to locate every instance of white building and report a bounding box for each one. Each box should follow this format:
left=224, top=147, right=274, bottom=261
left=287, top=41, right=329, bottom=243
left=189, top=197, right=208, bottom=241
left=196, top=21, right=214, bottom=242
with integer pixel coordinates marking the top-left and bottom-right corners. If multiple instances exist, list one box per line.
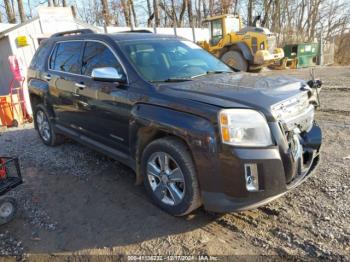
left=0, top=7, right=97, bottom=96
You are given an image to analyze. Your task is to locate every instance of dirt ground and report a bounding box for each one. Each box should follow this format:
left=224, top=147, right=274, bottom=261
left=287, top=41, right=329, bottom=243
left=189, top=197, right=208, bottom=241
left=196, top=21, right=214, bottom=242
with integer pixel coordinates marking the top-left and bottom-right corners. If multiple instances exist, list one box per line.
left=0, top=66, right=349, bottom=260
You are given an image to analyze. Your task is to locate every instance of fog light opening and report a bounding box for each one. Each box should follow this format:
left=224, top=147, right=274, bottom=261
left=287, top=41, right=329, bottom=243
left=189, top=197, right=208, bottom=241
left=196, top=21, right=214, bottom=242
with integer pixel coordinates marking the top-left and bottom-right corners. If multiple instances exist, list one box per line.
left=244, top=163, right=259, bottom=192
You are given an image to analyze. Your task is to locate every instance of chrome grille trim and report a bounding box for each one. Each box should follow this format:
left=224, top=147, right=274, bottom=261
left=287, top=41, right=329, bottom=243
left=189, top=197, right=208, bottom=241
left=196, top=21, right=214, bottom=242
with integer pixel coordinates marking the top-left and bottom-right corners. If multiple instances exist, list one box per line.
left=271, top=93, right=314, bottom=132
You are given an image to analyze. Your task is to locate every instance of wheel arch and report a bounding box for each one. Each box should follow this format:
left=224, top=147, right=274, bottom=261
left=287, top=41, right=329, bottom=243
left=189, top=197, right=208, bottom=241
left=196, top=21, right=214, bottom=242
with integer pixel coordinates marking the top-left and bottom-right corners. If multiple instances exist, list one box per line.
left=130, top=104, right=219, bottom=188
left=222, top=42, right=254, bottom=63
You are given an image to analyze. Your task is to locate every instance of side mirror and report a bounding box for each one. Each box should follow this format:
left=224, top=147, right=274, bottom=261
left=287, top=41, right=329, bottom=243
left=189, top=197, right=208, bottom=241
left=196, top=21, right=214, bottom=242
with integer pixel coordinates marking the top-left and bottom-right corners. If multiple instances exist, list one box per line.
left=91, top=67, right=125, bottom=83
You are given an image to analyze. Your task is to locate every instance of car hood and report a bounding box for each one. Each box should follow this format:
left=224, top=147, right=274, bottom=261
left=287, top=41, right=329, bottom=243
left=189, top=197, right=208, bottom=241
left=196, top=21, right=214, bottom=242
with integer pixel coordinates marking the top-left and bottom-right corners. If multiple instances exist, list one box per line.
left=157, top=73, right=310, bottom=119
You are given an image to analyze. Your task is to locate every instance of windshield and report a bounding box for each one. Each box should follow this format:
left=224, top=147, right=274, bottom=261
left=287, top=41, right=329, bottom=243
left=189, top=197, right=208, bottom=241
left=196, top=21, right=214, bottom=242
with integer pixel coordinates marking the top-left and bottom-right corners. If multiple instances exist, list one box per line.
left=118, top=39, right=232, bottom=82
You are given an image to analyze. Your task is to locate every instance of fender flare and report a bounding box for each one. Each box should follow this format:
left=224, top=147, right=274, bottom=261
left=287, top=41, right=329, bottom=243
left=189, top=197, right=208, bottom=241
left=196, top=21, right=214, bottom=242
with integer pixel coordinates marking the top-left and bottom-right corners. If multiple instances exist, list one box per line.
left=223, top=42, right=254, bottom=63
left=130, top=104, right=220, bottom=191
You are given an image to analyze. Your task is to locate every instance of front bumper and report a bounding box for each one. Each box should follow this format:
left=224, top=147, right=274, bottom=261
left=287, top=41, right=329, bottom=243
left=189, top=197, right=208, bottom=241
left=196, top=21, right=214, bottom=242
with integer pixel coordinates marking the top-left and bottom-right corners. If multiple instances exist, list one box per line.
left=201, top=123, right=322, bottom=213
left=254, top=49, right=285, bottom=65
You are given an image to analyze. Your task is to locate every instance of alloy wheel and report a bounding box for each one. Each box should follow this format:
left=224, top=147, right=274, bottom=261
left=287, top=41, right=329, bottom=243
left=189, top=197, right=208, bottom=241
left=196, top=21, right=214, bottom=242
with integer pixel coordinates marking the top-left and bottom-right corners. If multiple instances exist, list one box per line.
left=147, top=152, right=185, bottom=206
left=36, top=110, right=51, bottom=142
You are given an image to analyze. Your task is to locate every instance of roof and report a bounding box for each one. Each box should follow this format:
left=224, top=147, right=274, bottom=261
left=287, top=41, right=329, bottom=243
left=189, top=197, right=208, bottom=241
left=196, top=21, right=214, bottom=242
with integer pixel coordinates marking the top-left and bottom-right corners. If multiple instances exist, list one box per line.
left=0, top=23, right=17, bottom=33
left=110, top=32, right=180, bottom=42
left=48, top=31, right=182, bottom=43
left=0, top=17, right=39, bottom=38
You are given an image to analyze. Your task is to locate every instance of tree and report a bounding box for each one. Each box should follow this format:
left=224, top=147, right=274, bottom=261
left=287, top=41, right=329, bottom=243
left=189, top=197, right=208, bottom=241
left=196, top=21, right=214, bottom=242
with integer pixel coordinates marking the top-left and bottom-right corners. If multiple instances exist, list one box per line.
left=146, top=0, right=152, bottom=26
left=100, top=0, right=110, bottom=26
left=129, top=0, right=137, bottom=27
left=17, top=0, right=26, bottom=22
left=4, top=0, right=16, bottom=23
left=247, top=0, right=254, bottom=26
left=120, top=0, right=131, bottom=26
left=153, top=0, right=160, bottom=26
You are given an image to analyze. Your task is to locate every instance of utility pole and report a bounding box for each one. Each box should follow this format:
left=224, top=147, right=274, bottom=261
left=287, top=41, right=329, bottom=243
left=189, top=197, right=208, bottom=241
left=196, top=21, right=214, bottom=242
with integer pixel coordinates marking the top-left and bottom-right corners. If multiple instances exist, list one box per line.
left=319, top=27, right=324, bottom=66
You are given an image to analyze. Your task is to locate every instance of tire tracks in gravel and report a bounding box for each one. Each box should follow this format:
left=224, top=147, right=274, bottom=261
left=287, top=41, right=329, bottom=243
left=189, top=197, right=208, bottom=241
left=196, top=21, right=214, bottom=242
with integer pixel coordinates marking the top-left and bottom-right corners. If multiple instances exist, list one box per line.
left=201, top=207, right=346, bottom=258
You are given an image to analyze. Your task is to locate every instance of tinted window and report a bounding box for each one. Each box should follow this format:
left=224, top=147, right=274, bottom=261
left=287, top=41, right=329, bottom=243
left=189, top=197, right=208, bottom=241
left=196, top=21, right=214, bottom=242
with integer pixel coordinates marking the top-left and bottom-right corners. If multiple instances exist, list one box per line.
left=50, top=41, right=83, bottom=74
left=119, top=39, right=231, bottom=82
left=82, top=42, right=124, bottom=77
left=30, top=40, right=50, bottom=70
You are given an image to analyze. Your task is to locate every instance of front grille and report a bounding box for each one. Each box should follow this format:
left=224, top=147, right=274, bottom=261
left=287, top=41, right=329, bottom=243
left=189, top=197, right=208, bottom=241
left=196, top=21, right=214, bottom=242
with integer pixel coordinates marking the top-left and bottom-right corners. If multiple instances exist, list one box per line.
left=271, top=93, right=314, bottom=133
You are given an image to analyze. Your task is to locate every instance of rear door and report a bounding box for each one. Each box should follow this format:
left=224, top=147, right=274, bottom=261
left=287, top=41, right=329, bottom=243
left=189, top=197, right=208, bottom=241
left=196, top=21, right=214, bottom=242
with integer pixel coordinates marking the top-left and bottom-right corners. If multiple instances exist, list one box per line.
left=48, top=41, right=85, bottom=130
left=74, top=41, right=131, bottom=154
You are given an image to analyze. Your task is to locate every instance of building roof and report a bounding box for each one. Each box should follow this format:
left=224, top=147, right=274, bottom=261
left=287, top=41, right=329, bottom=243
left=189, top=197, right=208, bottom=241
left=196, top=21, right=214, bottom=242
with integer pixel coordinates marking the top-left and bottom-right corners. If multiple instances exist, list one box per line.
left=0, top=18, right=39, bottom=39
left=0, top=23, right=17, bottom=33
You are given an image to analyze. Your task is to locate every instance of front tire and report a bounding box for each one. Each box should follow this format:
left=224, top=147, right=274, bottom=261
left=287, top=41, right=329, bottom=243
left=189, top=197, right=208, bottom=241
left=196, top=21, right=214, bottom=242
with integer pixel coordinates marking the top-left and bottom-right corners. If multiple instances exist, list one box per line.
left=141, top=137, right=201, bottom=216
left=221, top=50, right=248, bottom=72
left=34, top=104, right=64, bottom=146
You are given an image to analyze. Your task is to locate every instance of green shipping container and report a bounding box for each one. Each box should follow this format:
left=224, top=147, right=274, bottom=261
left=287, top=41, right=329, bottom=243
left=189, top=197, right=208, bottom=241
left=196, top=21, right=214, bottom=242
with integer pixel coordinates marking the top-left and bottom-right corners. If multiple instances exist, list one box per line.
left=283, top=43, right=319, bottom=68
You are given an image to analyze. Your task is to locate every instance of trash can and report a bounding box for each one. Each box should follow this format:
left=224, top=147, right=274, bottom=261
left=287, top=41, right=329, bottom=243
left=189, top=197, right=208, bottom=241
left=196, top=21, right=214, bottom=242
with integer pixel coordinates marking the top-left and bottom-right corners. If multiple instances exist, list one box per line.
left=283, top=43, right=319, bottom=68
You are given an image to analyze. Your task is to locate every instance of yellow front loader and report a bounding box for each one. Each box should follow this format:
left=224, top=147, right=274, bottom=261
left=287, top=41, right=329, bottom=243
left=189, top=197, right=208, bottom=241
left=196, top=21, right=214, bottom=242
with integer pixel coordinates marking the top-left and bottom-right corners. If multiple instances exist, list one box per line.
left=198, top=14, right=284, bottom=72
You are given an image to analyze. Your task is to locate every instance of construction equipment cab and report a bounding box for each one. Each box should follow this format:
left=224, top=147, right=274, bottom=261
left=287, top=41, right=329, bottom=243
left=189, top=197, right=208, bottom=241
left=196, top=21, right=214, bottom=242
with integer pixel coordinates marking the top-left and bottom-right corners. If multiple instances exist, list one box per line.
left=198, top=14, right=284, bottom=72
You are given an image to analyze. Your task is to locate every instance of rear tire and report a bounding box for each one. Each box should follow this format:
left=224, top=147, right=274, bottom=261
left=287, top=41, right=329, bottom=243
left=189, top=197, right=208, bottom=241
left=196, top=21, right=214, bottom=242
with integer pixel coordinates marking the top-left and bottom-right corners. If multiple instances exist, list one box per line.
left=141, top=137, right=201, bottom=216
left=34, top=104, right=64, bottom=146
left=0, top=197, right=17, bottom=225
left=221, top=50, right=248, bottom=72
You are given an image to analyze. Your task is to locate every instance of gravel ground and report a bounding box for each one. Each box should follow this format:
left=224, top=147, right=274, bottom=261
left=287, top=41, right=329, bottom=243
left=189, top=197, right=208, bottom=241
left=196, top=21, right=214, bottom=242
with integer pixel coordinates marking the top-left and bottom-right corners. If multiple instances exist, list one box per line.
left=0, top=66, right=349, bottom=259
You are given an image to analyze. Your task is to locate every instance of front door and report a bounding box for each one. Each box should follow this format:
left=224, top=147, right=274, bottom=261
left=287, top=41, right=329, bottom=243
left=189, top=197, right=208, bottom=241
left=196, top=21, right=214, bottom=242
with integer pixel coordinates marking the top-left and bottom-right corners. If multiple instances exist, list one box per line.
left=74, top=41, right=131, bottom=154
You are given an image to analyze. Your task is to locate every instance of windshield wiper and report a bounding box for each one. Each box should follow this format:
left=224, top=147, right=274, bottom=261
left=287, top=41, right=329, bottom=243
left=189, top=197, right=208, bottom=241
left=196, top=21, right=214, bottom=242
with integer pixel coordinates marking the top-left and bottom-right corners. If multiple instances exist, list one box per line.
left=151, top=78, right=192, bottom=83
left=191, top=70, right=232, bottom=79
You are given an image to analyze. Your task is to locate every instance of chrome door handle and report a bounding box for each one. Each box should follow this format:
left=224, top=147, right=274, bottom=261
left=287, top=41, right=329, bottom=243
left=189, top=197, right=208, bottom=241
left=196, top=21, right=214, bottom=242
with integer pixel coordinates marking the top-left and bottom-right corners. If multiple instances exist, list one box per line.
left=44, top=74, right=51, bottom=81
left=75, top=83, right=86, bottom=89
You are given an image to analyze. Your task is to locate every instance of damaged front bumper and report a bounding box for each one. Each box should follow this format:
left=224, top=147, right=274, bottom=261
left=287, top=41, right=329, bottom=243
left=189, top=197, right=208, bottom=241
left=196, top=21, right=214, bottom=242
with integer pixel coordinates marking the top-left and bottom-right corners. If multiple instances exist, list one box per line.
left=201, top=123, right=322, bottom=213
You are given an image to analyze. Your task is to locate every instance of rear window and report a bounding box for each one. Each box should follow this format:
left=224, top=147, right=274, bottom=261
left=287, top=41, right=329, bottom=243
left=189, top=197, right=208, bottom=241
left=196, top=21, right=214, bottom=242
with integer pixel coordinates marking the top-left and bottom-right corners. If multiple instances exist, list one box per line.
left=50, top=41, right=83, bottom=74
left=30, top=40, right=51, bottom=71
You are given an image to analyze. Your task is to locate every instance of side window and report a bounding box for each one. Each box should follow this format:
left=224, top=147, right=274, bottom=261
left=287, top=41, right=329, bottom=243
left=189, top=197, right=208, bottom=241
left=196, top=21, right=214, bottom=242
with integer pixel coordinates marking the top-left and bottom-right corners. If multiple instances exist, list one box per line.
left=50, top=41, right=83, bottom=74
left=82, top=42, right=124, bottom=77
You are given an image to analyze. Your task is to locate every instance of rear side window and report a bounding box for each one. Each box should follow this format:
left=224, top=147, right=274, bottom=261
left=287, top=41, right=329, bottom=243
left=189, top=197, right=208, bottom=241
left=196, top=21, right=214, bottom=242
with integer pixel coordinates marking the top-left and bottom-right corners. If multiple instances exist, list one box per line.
left=82, top=42, right=124, bottom=76
left=50, top=41, right=83, bottom=74
left=30, top=40, right=51, bottom=70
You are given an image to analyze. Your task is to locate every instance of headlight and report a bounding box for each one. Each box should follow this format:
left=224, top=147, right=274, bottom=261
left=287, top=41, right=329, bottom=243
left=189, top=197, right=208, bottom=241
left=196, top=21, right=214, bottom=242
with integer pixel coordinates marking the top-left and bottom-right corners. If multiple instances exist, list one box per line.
left=218, top=109, right=273, bottom=147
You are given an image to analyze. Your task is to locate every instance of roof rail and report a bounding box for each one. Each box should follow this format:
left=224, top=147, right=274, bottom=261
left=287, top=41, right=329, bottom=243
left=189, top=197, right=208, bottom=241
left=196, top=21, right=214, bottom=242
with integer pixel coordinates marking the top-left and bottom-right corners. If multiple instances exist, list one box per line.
left=51, top=29, right=95, bottom=38
left=118, top=29, right=153, bottom=33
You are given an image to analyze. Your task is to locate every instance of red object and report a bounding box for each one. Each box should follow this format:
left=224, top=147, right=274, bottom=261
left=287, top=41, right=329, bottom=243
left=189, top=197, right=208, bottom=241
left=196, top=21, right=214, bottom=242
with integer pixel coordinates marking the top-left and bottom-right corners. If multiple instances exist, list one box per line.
left=8, top=56, right=25, bottom=81
left=0, top=96, right=15, bottom=127
left=0, top=158, right=7, bottom=179
left=7, top=55, right=30, bottom=125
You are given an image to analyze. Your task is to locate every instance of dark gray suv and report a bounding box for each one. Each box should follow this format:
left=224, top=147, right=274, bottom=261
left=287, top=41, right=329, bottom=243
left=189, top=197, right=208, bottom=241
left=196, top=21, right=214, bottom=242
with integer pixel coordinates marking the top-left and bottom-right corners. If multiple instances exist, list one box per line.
left=28, top=29, right=322, bottom=216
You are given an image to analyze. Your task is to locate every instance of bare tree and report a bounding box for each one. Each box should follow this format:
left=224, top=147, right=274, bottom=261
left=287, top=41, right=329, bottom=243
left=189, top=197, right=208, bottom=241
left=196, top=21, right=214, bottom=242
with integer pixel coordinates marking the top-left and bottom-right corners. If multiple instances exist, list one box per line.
left=129, top=0, right=137, bottom=26
left=247, top=0, right=254, bottom=26
left=17, top=0, right=26, bottom=22
left=4, top=0, right=16, bottom=23
left=153, top=0, right=160, bottom=27
left=62, top=0, right=67, bottom=7
left=120, top=0, right=131, bottom=26
left=100, top=0, right=110, bottom=26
